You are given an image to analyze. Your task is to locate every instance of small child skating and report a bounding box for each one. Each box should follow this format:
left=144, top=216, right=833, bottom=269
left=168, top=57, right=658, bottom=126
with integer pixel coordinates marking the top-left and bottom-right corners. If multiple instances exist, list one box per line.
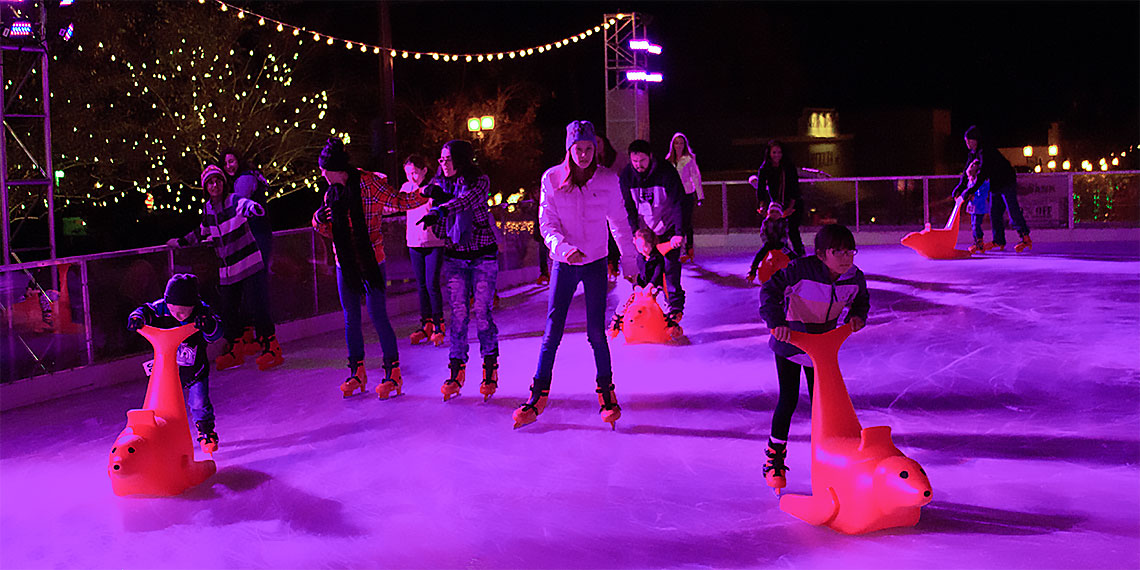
left=127, top=274, right=224, bottom=454
left=747, top=201, right=798, bottom=283
left=608, top=228, right=682, bottom=338
left=758, top=224, right=869, bottom=494
left=957, top=159, right=993, bottom=254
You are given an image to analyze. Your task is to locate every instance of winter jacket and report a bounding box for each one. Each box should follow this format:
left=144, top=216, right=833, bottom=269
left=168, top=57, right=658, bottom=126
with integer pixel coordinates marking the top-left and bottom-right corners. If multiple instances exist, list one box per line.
left=232, top=169, right=272, bottom=240
left=312, top=170, right=427, bottom=266
left=672, top=155, right=705, bottom=200
left=400, top=180, right=446, bottom=248
left=756, top=161, right=800, bottom=210
left=759, top=255, right=870, bottom=365
left=538, top=161, right=636, bottom=275
left=619, top=157, right=686, bottom=239
left=953, top=146, right=1016, bottom=196
left=128, top=299, right=223, bottom=387
left=760, top=215, right=791, bottom=249
left=429, top=172, right=498, bottom=260
left=178, top=194, right=265, bottom=285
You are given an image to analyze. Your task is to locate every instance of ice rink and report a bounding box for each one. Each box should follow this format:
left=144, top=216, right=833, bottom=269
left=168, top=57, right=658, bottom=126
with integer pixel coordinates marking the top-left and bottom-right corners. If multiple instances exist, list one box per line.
left=2, top=241, right=1138, bottom=569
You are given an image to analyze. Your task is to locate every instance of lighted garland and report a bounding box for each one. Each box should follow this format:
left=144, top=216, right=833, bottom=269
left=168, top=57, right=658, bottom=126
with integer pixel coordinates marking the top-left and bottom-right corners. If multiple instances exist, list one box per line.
left=206, top=0, right=621, bottom=63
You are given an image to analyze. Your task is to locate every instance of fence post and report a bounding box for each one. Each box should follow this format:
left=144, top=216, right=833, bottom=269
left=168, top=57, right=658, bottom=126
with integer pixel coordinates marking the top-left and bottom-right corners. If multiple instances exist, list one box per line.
left=311, top=231, right=319, bottom=317
left=922, top=177, right=930, bottom=227
left=1068, top=173, right=1075, bottom=229
left=854, top=180, right=860, bottom=232
left=80, top=260, right=93, bottom=366
left=721, top=182, right=729, bottom=235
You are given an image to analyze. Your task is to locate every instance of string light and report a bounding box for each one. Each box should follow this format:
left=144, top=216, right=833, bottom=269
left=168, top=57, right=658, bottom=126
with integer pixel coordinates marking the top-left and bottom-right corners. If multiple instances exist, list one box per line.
left=209, top=0, right=619, bottom=63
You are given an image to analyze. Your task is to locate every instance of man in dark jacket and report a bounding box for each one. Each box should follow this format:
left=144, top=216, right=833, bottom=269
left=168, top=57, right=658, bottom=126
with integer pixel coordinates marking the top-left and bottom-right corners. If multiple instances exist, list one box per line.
left=619, top=139, right=687, bottom=321
left=951, top=125, right=1032, bottom=252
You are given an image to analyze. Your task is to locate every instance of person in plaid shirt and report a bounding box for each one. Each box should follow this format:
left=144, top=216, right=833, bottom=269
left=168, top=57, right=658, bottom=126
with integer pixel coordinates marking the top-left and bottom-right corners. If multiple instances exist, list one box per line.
left=312, top=137, right=427, bottom=401
left=415, top=140, right=500, bottom=403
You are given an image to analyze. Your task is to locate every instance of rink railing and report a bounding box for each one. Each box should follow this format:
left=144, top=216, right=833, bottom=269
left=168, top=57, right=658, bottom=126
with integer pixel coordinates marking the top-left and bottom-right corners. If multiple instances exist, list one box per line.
left=696, top=170, right=1140, bottom=234
left=2, top=170, right=1137, bottom=384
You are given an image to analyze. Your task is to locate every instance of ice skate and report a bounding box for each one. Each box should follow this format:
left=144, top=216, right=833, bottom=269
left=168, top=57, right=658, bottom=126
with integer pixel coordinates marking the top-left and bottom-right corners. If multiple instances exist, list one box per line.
left=665, top=310, right=684, bottom=340
left=763, top=441, right=788, bottom=496
left=534, top=274, right=549, bottom=286
left=375, top=359, right=402, bottom=400
left=479, top=356, right=499, bottom=402
left=429, top=316, right=446, bottom=346
left=238, top=326, right=260, bottom=356
left=512, top=384, right=549, bottom=429
left=254, top=335, right=284, bottom=371
left=1014, top=235, right=1033, bottom=253
left=606, top=311, right=624, bottom=339
left=341, top=361, right=367, bottom=398
left=967, top=239, right=986, bottom=255
left=215, top=340, right=244, bottom=371
left=409, top=318, right=434, bottom=345
left=195, top=421, right=219, bottom=455
left=989, top=242, right=1005, bottom=252
left=441, top=358, right=466, bottom=401
left=596, top=382, right=622, bottom=430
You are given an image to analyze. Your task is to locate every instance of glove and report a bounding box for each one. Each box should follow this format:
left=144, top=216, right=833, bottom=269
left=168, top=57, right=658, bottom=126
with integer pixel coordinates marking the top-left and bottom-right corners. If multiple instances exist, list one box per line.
left=127, top=314, right=145, bottom=331
left=236, top=198, right=265, bottom=217
left=166, top=238, right=180, bottom=248
left=422, top=184, right=451, bottom=203
left=417, top=205, right=446, bottom=228
left=315, top=204, right=332, bottom=224
left=193, top=311, right=213, bottom=331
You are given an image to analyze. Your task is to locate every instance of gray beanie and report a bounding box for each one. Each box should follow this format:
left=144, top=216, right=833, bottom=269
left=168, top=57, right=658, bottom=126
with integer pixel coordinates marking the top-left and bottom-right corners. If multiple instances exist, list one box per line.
left=164, top=274, right=200, bottom=306
left=565, top=120, right=597, bottom=151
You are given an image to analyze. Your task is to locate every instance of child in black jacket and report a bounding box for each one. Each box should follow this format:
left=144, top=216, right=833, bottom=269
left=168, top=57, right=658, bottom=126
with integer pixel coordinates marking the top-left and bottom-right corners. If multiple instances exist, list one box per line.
left=127, top=274, right=224, bottom=453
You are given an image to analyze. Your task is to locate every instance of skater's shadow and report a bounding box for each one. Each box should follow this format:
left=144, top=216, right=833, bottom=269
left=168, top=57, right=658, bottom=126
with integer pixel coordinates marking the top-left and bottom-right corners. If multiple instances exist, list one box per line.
left=624, top=423, right=765, bottom=441
left=685, top=264, right=756, bottom=290
left=219, top=418, right=382, bottom=459
left=918, top=501, right=1084, bottom=535
left=118, top=466, right=366, bottom=537
left=886, top=431, right=1140, bottom=467
left=865, top=274, right=972, bottom=295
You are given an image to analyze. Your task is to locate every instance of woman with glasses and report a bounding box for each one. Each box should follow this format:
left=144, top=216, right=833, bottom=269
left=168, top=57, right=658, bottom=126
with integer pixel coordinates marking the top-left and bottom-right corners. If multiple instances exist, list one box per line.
left=757, top=223, right=869, bottom=495
left=416, top=140, right=501, bottom=403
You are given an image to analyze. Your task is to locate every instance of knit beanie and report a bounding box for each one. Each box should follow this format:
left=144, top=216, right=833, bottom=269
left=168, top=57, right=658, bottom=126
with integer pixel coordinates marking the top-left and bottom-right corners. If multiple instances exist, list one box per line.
left=200, top=164, right=225, bottom=189
left=565, top=120, right=597, bottom=150
left=164, top=274, right=200, bottom=306
left=318, top=137, right=351, bottom=171
left=767, top=202, right=784, bottom=217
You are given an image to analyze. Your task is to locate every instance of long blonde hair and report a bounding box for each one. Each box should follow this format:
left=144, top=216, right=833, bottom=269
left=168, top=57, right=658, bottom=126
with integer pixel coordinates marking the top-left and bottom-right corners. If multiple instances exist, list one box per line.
left=666, top=132, right=694, bottom=166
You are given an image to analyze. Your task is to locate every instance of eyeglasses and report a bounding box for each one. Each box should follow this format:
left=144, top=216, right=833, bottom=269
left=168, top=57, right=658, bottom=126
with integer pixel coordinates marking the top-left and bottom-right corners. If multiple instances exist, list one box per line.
left=830, top=248, right=858, bottom=257
left=438, top=157, right=453, bottom=164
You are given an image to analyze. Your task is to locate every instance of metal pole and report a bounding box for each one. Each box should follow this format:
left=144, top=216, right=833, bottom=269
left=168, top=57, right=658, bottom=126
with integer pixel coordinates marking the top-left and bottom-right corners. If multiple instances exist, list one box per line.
left=40, top=6, right=56, bottom=260
left=922, top=177, right=930, bottom=227
left=1068, top=173, right=1075, bottom=229
left=721, top=182, right=728, bottom=235
left=80, top=259, right=93, bottom=365
left=311, top=230, right=319, bottom=315
left=854, top=180, right=860, bottom=232
left=1, top=43, right=9, bottom=265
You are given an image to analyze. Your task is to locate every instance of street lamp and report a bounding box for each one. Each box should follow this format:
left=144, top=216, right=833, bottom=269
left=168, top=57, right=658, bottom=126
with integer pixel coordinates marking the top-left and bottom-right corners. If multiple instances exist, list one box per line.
left=468, top=115, right=495, bottom=139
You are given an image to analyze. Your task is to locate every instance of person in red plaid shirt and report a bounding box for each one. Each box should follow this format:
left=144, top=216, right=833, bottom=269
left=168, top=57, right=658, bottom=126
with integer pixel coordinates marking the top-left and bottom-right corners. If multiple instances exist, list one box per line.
left=312, top=137, right=427, bottom=401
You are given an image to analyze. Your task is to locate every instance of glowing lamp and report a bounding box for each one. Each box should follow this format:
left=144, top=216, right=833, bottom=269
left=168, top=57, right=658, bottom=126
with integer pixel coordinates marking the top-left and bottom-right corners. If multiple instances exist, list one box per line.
left=7, top=20, right=32, bottom=38
left=1062, top=160, right=1071, bottom=170
left=1048, top=145, right=1058, bottom=156
left=467, top=118, right=481, bottom=132
left=1022, top=146, right=1033, bottom=157
left=1033, top=164, right=1041, bottom=173
left=626, top=70, right=663, bottom=82
left=1047, top=160, right=1056, bottom=169
left=629, top=40, right=662, bottom=54
left=480, top=115, right=494, bottom=130
left=1112, top=157, right=1119, bottom=166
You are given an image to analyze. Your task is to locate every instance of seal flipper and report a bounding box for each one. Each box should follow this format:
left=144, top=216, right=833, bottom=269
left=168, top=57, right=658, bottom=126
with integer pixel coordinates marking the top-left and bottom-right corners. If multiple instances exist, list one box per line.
left=779, top=487, right=840, bottom=526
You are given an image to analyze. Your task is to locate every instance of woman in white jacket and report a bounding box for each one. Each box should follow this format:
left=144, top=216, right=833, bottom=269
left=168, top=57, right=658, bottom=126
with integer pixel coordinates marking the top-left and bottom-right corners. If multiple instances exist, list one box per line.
left=513, top=120, right=635, bottom=430
left=667, top=132, right=703, bottom=262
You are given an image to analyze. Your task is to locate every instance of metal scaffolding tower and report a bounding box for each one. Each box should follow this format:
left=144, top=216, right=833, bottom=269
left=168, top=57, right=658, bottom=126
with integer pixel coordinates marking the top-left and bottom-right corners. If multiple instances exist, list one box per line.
left=603, top=13, right=650, bottom=172
left=1, top=1, right=57, bottom=265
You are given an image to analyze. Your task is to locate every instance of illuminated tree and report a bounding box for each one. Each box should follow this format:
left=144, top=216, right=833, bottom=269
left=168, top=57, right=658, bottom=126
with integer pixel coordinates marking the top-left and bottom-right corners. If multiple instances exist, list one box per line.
left=47, top=0, right=337, bottom=217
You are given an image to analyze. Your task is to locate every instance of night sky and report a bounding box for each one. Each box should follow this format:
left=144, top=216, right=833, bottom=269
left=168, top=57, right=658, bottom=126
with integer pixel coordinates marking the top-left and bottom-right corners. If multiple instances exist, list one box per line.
left=260, top=1, right=1140, bottom=172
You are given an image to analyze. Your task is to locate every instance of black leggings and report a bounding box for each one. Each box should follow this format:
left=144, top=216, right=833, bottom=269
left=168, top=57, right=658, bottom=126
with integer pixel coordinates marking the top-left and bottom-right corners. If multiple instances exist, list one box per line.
left=770, top=354, right=814, bottom=441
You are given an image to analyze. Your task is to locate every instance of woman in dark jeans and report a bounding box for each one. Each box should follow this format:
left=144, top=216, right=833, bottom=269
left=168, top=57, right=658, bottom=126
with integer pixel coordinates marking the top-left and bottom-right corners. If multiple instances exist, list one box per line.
left=400, top=154, right=446, bottom=344
left=755, top=140, right=805, bottom=257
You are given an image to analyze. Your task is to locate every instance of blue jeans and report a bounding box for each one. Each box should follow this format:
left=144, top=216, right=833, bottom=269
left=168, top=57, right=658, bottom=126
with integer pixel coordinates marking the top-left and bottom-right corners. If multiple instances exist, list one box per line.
left=409, top=246, right=444, bottom=320
left=637, top=245, right=685, bottom=313
left=990, top=184, right=1030, bottom=246
left=533, top=258, right=612, bottom=390
left=186, top=378, right=214, bottom=431
left=971, top=214, right=987, bottom=241
left=442, top=256, right=498, bottom=362
left=337, top=265, right=398, bottom=367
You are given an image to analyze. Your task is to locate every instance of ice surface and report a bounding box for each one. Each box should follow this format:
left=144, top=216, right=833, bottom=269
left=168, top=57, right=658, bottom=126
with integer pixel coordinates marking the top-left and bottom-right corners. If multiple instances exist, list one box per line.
left=2, top=242, right=1139, bottom=569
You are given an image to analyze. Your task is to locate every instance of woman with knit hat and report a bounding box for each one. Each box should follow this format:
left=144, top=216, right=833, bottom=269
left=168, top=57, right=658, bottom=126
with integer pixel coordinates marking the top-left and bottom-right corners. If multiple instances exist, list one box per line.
left=168, top=164, right=282, bottom=372
left=511, top=120, right=636, bottom=430
left=312, top=137, right=428, bottom=400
